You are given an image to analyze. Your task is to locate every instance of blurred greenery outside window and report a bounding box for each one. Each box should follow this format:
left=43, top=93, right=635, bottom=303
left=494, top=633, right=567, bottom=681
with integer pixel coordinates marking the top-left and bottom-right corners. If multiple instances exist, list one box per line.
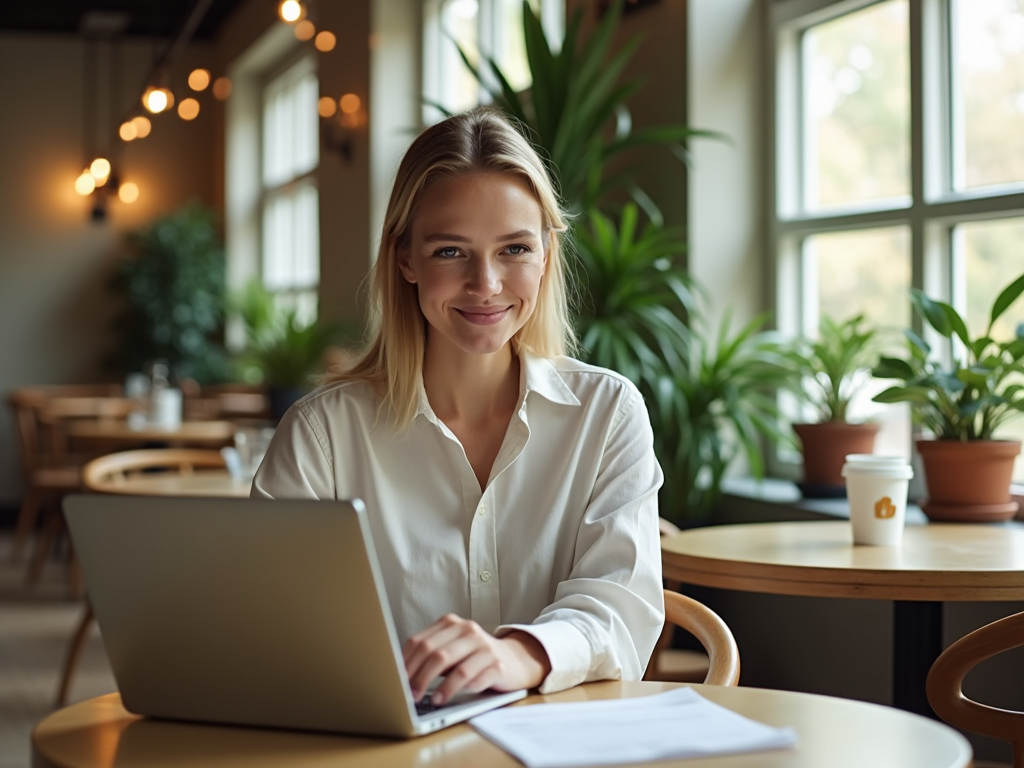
left=261, top=53, right=320, bottom=325
left=422, top=0, right=564, bottom=123
left=772, top=0, right=1024, bottom=482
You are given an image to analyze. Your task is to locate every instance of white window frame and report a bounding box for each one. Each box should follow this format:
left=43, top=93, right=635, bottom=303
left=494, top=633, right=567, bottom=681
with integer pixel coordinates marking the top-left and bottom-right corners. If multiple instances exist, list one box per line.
left=767, top=0, right=1024, bottom=481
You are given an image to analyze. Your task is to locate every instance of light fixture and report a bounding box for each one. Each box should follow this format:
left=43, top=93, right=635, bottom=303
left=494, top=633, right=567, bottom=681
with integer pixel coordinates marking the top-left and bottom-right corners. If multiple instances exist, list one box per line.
left=131, top=115, right=152, bottom=138
left=212, top=77, right=232, bottom=100
left=142, top=86, right=172, bottom=114
left=119, top=121, right=137, bottom=141
left=188, top=68, right=211, bottom=91
left=340, top=93, right=361, bottom=114
left=315, top=30, right=336, bottom=52
left=279, top=0, right=302, bottom=23
left=294, top=20, right=315, bottom=41
left=74, top=171, right=96, bottom=196
left=318, top=96, right=337, bottom=118
left=118, top=182, right=139, bottom=203
left=178, top=98, right=200, bottom=121
left=90, top=157, right=111, bottom=182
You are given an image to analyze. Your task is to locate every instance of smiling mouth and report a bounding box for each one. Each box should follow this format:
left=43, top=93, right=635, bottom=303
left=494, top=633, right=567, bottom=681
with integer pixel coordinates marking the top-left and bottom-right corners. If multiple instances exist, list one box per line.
left=455, top=307, right=511, bottom=325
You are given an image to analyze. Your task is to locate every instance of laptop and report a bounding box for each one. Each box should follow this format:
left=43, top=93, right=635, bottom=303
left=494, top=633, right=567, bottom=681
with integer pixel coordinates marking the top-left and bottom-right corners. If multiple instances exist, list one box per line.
left=62, top=494, right=526, bottom=737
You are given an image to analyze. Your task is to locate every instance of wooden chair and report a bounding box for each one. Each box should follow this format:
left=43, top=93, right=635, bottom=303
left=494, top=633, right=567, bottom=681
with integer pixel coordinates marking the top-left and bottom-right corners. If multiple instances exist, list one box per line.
left=927, top=611, right=1024, bottom=768
left=646, top=589, right=741, bottom=686
left=56, top=448, right=228, bottom=706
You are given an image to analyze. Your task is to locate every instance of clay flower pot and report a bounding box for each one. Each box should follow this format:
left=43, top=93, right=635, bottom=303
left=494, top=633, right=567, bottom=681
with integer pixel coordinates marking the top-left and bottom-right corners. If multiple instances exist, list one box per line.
left=793, top=422, right=880, bottom=497
left=916, top=439, right=1021, bottom=522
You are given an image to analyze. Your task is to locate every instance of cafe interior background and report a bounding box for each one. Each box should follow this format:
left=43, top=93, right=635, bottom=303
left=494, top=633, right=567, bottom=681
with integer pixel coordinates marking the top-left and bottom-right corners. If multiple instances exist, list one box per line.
left=1, top=0, right=1024, bottom=764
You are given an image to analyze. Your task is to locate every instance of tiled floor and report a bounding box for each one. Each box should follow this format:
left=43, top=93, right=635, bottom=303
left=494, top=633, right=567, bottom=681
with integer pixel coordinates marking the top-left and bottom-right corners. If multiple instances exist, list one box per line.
left=0, top=533, right=116, bottom=768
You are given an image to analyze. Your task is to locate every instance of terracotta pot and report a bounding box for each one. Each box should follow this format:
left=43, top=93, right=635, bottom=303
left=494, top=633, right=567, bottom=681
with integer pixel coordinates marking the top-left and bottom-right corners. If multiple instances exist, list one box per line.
left=793, top=422, right=880, bottom=496
left=916, top=439, right=1021, bottom=522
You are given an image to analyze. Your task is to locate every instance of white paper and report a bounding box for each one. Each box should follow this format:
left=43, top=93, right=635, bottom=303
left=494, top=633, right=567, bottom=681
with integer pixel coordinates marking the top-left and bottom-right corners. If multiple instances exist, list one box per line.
left=470, top=687, right=797, bottom=768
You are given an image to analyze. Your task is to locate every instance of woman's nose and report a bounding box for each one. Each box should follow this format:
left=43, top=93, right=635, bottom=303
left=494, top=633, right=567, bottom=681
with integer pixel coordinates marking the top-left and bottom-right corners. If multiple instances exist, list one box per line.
left=466, top=257, right=501, bottom=297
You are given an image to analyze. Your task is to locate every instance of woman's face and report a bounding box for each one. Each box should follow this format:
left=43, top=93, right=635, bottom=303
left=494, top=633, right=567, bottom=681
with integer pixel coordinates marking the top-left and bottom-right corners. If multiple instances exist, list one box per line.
left=399, top=172, right=548, bottom=358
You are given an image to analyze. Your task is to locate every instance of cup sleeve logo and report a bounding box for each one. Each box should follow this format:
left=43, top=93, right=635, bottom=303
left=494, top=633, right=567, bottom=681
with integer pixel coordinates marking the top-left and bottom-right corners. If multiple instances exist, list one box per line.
left=874, top=496, right=897, bottom=519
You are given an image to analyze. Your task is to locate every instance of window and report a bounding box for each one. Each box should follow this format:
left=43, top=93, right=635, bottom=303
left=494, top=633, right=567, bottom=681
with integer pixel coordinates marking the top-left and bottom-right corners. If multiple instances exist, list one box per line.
left=261, top=55, right=320, bottom=321
left=771, top=0, right=1024, bottom=480
left=422, top=0, right=564, bottom=122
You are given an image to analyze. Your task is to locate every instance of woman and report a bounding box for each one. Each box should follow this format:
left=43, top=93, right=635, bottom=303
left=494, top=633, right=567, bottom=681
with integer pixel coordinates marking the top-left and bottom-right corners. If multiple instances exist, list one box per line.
left=253, top=107, right=664, bottom=706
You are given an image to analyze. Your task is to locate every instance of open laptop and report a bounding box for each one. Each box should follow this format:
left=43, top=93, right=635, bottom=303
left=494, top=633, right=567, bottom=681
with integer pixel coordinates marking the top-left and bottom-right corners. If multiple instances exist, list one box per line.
left=62, top=495, right=526, bottom=737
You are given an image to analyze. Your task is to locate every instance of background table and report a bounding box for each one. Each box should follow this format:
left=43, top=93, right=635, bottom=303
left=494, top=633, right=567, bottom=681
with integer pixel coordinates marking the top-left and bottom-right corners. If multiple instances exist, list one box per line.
left=661, top=520, right=1024, bottom=716
left=67, top=420, right=236, bottom=447
left=95, top=470, right=251, bottom=497
left=33, top=681, right=970, bottom=768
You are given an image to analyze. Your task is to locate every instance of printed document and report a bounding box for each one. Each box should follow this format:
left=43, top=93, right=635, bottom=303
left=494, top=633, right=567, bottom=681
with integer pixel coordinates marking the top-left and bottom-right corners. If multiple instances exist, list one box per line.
left=470, top=687, right=797, bottom=767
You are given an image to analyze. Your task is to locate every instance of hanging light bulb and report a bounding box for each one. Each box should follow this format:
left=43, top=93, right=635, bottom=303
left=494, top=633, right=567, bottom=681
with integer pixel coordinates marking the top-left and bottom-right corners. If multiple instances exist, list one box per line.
left=212, top=77, right=232, bottom=100
left=143, top=86, right=169, bottom=114
left=315, top=31, right=336, bottom=52
left=118, top=182, right=139, bottom=204
left=294, top=20, right=315, bottom=41
left=89, top=158, right=111, bottom=183
left=119, top=121, right=137, bottom=141
left=74, top=171, right=96, bottom=196
left=339, top=93, right=361, bottom=114
left=318, top=96, right=337, bottom=118
left=131, top=115, right=152, bottom=138
left=279, top=0, right=302, bottom=23
left=178, top=98, right=200, bottom=120
left=188, top=68, right=211, bottom=91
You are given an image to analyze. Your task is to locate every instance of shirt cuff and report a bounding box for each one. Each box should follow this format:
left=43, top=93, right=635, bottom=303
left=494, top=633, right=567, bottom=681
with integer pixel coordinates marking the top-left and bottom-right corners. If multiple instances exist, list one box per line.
left=495, top=620, right=593, bottom=694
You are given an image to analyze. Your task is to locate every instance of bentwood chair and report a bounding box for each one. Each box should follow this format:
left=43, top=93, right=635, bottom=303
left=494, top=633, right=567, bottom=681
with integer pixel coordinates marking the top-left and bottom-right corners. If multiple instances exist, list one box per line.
left=927, top=610, right=1024, bottom=768
left=647, top=589, right=741, bottom=686
left=56, top=448, right=228, bottom=706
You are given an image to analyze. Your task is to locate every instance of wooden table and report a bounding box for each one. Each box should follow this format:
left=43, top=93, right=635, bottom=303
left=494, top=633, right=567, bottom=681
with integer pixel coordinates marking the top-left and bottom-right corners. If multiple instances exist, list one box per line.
left=32, top=682, right=971, bottom=768
left=98, top=470, right=251, bottom=497
left=67, top=420, right=237, bottom=447
left=662, top=520, right=1024, bottom=716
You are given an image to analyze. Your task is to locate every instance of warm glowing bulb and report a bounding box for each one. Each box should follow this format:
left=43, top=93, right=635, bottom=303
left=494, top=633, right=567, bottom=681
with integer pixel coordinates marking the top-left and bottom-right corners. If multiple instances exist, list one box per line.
left=339, top=93, right=361, bottom=114
left=131, top=115, right=152, bottom=138
left=212, top=77, right=232, bottom=100
left=294, top=20, right=315, bottom=41
left=74, top=171, right=96, bottom=196
left=188, top=68, right=210, bottom=91
left=178, top=98, right=200, bottom=120
left=317, top=96, right=337, bottom=118
left=90, top=158, right=111, bottom=181
left=144, top=87, right=168, bottom=113
left=119, top=182, right=139, bottom=204
left=315, top=30, right=336, bottom=52
left=119, top=121, right=137, bottom=141
left=279, top=0, right=302, bottom=22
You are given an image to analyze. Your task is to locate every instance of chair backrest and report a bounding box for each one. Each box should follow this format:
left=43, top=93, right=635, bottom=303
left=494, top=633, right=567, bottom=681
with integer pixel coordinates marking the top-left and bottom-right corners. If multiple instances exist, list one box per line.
left=82, top=449, right=228, bottom=494
left=927, top=611, right=1024, bottom=767
left=7, top=388, right=48, bottom=474
left=662, top=590, right=741, bottom=686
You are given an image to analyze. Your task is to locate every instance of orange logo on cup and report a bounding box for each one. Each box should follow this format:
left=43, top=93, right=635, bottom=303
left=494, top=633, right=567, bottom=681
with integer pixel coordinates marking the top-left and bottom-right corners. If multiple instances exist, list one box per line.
left=875, top=496, right=896, bottom=519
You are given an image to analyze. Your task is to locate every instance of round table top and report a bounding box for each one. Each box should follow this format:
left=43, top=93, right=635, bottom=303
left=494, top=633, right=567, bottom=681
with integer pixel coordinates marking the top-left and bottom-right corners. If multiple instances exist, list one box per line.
left=96, top=470, right=251, bottom=498
left=67, top=420, right=236, bottom=445
left=32, top=682, right=970, bottom=768
left=661, top=520, right=1024, bottom=601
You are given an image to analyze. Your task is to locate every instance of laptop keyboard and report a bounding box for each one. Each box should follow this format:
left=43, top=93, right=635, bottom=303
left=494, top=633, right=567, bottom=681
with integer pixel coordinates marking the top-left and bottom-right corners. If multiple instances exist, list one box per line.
left=415, top=698, right=451, bottom=715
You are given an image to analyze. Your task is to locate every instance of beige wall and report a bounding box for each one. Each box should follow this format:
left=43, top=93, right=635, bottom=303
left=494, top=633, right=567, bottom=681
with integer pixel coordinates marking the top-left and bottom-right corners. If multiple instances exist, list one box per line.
left=0, top=35, right=217, bottom=504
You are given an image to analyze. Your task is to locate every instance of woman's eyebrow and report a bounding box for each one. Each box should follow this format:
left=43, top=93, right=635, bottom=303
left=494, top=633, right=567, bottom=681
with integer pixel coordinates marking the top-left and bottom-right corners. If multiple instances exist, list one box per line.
left=423, top=229, right=539, bottom=243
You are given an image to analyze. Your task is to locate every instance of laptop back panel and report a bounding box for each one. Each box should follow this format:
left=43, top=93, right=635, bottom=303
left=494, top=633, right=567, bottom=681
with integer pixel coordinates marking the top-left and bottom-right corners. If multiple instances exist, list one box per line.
left=64, top=495, right=418, bottom=736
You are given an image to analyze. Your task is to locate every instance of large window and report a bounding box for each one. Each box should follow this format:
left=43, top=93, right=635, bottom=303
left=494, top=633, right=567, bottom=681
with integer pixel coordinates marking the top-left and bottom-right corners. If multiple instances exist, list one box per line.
left=771, top=0, right=1024, bottom=480
left=261, top=55, right=320, bottom=321
left=422, top=0, right=564, bottom=122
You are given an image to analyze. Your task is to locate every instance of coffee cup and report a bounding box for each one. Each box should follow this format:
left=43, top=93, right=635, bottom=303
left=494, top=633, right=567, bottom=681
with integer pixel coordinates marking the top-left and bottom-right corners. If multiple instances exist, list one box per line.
left=842, top=454, right=914, bottom=546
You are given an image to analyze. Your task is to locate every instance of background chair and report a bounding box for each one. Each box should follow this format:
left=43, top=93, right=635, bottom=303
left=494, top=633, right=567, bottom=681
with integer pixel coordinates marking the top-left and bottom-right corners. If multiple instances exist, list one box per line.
left=647, top=589, right=741, bottom=687
left=56, top=448, right=228, bottom=706
left=927, top=610, right=1024, bottom=768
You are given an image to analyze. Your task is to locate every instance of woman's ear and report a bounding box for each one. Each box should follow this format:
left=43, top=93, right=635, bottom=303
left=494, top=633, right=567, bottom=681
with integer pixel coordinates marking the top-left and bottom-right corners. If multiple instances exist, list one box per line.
left=397, top=245, right=417, bottom=284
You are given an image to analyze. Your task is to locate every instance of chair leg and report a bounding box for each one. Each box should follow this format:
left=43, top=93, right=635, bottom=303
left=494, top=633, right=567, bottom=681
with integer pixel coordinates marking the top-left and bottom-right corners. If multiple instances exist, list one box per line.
left=55, top=602, right=95, bottom=708
left=25, top=506, right=62, bottom=588
left=10, top=488, right=42, bottom=563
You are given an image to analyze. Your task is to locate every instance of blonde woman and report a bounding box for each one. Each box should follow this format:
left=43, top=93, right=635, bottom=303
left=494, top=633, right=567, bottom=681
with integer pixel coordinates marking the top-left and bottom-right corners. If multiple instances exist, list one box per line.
left=253, top=108, right=664, bottom=706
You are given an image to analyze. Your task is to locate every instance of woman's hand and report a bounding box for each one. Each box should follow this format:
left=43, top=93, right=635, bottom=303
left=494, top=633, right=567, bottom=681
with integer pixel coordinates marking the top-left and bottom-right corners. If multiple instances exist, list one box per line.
left=403, top=614, right=551, bottom=705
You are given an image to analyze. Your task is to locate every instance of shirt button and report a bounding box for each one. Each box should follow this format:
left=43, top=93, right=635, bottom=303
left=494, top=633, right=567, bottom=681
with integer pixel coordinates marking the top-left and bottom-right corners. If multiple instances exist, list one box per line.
left=479, top=570, right=491, bottom=582
left=478, top=505, right=487, bottom=516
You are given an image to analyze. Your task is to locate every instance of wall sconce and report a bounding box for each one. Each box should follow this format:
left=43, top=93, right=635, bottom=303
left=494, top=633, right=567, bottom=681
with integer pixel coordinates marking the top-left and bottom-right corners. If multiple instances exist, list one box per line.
left=319, top=93, right=365, bottom=164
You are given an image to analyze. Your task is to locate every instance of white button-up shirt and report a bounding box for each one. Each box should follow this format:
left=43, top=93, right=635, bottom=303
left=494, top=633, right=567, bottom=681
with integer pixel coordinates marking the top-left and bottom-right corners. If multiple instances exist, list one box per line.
left=252, top=353, right=665, bottom=693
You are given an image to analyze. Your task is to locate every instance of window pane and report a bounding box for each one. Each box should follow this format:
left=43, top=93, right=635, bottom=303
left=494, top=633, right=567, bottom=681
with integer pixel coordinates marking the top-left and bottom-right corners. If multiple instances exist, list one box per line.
left=262, top=58, right=318, bottom=188
left=262, top=183, right=320, bottom=292
left=958, top=217, right=1024, bottom=480
left=805, top=226, right=913, bottom=457
left=494, top=0, right=532, bottom=92
left=953, top=0, right=1024, bottom=191
left=439, top=0, right=481, bottom=113
left=803, top=0, right=910, bottom=211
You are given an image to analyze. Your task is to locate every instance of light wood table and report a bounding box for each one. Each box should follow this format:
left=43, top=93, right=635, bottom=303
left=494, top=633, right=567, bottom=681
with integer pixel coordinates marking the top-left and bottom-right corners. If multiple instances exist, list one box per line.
left=662, top=520, right=1024, bottom=716
left=97, top=470, right=251, bottom=497
left=32, top=681, right=971, bottom=768
left=67, top=420, right=237, bottom=447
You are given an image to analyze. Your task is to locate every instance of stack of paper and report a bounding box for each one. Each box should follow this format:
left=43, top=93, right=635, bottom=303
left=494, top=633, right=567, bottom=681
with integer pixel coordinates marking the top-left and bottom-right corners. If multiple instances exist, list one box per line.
left=470, top=687, right=797, bottom=767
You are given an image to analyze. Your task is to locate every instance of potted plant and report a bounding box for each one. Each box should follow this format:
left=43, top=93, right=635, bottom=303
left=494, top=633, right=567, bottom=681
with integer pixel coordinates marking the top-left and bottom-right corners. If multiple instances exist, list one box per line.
left=787, top=314, right=882, bottom=497
left=872, top=271, right=1024, bottom=522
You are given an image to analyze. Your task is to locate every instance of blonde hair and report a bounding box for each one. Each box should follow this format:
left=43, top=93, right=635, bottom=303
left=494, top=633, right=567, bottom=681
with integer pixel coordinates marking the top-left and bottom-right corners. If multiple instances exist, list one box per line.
left=325, top=107, right=575, bottom=428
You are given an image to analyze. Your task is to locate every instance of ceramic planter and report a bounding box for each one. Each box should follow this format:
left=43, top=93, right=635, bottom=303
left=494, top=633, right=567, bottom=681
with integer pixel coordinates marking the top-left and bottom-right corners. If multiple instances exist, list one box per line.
left=793, top=422, right=880, bottom=497
left=916, top=439, right=1021, bottom=522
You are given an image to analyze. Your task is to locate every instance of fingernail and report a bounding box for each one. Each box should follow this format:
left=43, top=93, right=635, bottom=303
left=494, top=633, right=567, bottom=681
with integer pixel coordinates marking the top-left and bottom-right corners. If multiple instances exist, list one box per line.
left=432, top=692, right=445, bottom=706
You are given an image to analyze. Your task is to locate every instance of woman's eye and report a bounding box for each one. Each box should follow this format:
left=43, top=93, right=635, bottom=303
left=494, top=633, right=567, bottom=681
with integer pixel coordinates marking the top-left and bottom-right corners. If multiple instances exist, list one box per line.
left=433, top=246, right=460, bottom=259
left=506, top=244, right=531, bottom=256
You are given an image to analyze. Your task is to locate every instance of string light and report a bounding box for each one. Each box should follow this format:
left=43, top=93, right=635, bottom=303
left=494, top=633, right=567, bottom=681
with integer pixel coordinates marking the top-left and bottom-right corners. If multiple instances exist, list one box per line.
left=294, top=20, right=315, bottom=41
left=89, top=158, right=111, bottom=184
left=339, top=94, right=361, bottom=114
left=74, top=171, right=96, bottom=196
left=315, top=31, right=336, bottom=52
left=118, top=182, right=139, bottom=203
left=178, top=98, right=200, bottom=120
left=188, top=69, right=211, bottom=91
left=212, top=77, right=232, bottom=100
left=279, top=0, right=302, bottom=22
left=142, top=86, right=172, bottom=114
left=131, top=115, right=152, bottom=138
left=119, top=121, right=137, bottom=141
left=318, top=96, right=337, bottom=118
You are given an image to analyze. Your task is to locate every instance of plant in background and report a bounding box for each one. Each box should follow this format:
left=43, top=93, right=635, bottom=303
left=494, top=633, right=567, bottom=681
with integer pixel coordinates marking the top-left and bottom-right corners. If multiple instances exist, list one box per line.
left=788, top=314, right=880, bottom=423
left=109, top=203, right=229, bottom=383
left=873, top=273, right=1024, bottom=440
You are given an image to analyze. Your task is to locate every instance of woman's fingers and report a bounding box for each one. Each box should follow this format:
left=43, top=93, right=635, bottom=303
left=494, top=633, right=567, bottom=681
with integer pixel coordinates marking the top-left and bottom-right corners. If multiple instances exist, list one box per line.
left=404, top=615, right=481, bottom=700
left=430, top=648, right=499, bottom=705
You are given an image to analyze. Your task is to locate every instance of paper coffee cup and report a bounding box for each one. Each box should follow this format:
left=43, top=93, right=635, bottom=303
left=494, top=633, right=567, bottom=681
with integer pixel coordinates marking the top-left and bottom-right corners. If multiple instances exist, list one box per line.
left=842, top=454, right=913, bottom=546
left=149, top=387, right=183, bottom=429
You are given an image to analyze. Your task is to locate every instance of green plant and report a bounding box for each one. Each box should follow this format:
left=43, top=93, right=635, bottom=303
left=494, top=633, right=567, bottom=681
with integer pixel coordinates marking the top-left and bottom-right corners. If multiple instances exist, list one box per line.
left=109, top=203, right=229, bottom=383
left=873, top=272, right=1024, bottom=440
left=787, top=314, right=879, bottom=423
left=450, top=0, right=717, bottom=215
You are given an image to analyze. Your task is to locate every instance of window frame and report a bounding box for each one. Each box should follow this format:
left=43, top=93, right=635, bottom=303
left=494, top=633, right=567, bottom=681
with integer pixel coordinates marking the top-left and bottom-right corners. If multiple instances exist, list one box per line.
left=767, top=0, right=1024, bottom=480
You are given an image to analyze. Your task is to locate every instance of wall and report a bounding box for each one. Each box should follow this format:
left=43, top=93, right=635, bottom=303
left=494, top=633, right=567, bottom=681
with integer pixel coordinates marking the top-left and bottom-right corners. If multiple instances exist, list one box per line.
left=0, top=34, right=217, bottom=505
